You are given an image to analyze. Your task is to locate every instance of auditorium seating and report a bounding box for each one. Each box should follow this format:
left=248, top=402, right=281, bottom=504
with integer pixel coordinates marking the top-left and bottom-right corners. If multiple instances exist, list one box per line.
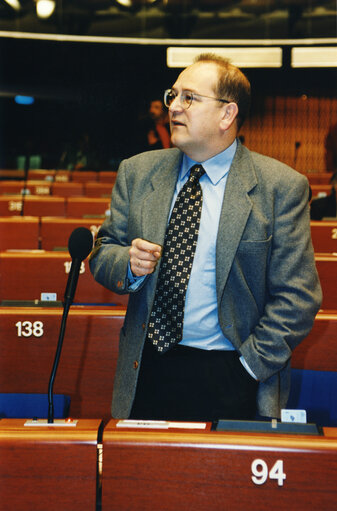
left=39, top=217, right=103, bottom=250
left=310, top=184, right=333, bottom=199
left=0, top=305, right=124, bottom=420
left=0, top=216, right=39, bottom=250
left=0, top=195, right=66, bottom=216
left=66, top=197, right=110, bottom=217
left=83, top=182, right=113, bottom=197
left=306, top=173, right=333, bottom=185
left=310, top=221, right=337, bottom=252
left=314, top=253, right=337, bottom=310
left=0, top=180, right=51, bottom=196
left=0, top=250, right=128, bottom=306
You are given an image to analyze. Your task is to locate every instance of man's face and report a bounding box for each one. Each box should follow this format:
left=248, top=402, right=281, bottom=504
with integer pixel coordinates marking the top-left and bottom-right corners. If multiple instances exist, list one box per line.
left=169, top=62, right=227, bottom=162
left=149, top=100, right=164, bottom=121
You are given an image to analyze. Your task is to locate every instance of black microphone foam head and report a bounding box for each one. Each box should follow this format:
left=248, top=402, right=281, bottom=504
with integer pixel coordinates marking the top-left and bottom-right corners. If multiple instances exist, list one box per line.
left=68, top=227, right=93, bottom=261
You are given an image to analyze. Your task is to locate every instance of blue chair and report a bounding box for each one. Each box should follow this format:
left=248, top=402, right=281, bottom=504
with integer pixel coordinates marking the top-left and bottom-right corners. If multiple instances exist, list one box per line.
left=287, top=369, right=337, bottom=427
left=0, top=393, right=70, bottom=419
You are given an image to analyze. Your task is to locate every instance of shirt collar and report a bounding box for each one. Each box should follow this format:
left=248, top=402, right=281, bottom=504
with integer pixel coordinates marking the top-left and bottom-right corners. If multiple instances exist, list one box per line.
left=181, top=138, right=237, bottom=185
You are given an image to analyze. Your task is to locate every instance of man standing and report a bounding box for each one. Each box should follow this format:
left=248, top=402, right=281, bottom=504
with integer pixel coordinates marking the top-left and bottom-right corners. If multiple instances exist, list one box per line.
left=90, top=54, right=321, bottom=422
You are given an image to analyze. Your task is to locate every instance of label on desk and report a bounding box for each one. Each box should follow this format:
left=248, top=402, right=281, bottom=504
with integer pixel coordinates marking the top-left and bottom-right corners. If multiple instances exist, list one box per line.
left=116, top=420, right=207, bottom=430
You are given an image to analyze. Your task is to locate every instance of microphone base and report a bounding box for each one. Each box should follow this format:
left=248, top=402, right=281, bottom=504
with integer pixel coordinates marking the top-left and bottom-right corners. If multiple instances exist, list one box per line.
left=24, top=419, right=78, bottom=427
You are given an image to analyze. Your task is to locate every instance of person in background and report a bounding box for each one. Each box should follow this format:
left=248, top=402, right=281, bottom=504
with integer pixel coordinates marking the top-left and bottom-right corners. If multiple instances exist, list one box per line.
left=324, top=121, right=337, bottom=173
left=133, top=98, right=171, bottom=154
left=90, top=53, right=321, bottom=423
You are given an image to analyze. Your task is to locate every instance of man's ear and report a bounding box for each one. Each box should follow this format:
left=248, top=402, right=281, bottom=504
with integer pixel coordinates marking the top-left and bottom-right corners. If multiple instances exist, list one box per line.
left=220, top=102, right=239, bottom=131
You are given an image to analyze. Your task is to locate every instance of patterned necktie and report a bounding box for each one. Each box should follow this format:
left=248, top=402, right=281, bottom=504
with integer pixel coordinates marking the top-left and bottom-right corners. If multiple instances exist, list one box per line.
left=147, top=164, right=205, bottom=353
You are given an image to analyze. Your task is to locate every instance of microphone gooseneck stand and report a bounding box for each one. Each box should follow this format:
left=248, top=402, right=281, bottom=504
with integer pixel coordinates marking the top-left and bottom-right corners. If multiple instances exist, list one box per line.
left=47, top=227, right=93, bottom=423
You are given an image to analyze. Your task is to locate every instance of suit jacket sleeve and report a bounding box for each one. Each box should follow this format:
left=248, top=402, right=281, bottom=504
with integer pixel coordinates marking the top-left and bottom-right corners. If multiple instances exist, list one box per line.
left=89, top=158, right=144, bottom=294
left=237, top=171, right=322, bottom=382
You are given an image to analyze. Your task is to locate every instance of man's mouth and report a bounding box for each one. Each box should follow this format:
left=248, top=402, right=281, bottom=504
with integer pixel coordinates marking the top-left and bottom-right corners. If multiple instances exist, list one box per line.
left=171, top=120, right=185, bottom=127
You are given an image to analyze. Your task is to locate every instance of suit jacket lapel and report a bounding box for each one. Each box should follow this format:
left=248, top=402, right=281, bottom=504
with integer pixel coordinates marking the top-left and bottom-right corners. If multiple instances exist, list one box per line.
left=142, top=150, right=182, bottom=246
left=216, top=143, right=258, bottom=300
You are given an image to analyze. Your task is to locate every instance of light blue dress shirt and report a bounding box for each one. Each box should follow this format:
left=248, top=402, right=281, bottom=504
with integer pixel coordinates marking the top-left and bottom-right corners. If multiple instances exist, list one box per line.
left=127, top=140, right=257, bottom=378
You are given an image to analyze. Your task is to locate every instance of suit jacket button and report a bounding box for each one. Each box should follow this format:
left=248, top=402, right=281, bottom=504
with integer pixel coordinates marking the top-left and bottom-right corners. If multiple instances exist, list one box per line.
left=117, top=280, right=123, bottom=288
left=142, top=323, right=146, bottom=330
left=133, top=361, right=139, bottom=370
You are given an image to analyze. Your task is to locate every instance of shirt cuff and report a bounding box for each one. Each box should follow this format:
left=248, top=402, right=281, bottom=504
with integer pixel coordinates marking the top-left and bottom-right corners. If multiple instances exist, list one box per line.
left=127, top=262, right=146, bottom=291
left=239, top=355, right=258, bottom=380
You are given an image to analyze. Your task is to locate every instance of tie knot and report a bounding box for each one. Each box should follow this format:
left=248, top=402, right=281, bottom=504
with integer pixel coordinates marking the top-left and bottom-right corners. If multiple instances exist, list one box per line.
left=189, top=165, right=205, bottom=184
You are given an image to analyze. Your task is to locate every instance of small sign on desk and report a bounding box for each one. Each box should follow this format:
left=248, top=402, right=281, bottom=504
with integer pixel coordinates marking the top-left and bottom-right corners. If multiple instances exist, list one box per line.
left=116, top=419, right=207, bottom=430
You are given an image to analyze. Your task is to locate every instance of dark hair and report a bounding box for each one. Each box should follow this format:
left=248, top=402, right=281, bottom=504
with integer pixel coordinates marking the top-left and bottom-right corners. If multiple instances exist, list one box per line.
left=194, top=53, right=251, bottom=130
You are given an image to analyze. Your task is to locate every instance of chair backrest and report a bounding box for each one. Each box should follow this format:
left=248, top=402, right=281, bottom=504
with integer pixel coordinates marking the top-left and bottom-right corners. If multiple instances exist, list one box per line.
left=0, top=393, right=70, bottom=419
left=287, top=369, right=337, bottom=427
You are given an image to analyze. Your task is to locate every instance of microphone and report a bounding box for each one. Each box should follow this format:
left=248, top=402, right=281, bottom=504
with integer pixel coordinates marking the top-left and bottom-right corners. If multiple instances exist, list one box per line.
left=64, top=227, right=94, bottom=305
left=47, top=227, right=93, bottom=423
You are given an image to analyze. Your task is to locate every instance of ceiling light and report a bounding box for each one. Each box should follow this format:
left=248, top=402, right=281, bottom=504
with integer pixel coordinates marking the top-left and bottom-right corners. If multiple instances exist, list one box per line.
left=35, top=0, right=56, bottom=19
left=291, top=47, right=337, bottom=68
left=167, top=47, right=283, bottom=68
left=4, top=0, right=21, bottom=10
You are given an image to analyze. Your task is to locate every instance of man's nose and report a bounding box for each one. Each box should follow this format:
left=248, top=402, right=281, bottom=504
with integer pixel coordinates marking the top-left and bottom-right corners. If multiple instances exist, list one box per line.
left=169, top=95, right=183, bottom=113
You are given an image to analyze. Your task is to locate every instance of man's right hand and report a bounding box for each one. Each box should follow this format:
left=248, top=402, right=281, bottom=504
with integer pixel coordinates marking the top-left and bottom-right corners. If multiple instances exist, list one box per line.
left=129, top=238, right=162, bottom=277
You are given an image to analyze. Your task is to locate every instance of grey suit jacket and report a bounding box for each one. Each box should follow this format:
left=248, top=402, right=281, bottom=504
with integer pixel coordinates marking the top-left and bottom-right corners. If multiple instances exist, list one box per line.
left=90, top=140, right=322, bottom=418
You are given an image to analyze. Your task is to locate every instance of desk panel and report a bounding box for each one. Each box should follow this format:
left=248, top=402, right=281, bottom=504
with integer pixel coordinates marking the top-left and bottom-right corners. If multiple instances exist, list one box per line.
left=315, top=254, right=337, bottom=310
left=40, top=217, right=103, bottom=250
left=66, top=197, right=110, bottom=218
left=0, top=307, right=124, bottom=419
left=292, top=312, right=337, bottom=370
left=310, top=221, right=337, bottom=253
left=102, top=420, right=337, bottom=511
left=310, top=184, right=333, bottom=198
left=0, top=418, right=100, bottom=511
left=0, top=216, right=39, bottom=250
left=0, top=250, right=128, bottom=306
left=0, top=196, right=66, bottom=217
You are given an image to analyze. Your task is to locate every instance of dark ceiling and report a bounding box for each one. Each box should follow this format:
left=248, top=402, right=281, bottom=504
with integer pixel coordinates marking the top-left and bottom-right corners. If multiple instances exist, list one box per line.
left=0, top=0, right=336, bottom=39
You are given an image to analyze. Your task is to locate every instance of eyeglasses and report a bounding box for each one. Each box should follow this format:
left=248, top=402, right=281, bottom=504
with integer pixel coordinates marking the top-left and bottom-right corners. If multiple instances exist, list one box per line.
left=164, top=89, right=230, bottom=110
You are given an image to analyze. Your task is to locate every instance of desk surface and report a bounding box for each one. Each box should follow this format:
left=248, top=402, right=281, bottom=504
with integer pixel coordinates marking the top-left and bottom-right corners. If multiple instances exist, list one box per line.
left=0, top=419, right=101, bottom=511
left=102, top=420, right=337, bottom=511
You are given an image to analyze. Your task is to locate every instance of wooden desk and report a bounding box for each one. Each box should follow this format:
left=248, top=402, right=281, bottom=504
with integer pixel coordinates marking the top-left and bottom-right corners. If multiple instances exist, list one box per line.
left=40, top=217, right=103, bottom=250
left=0, top=180, right=51, bottom=196
left=310, top=184, right=332, bottom=198
left=311, top=221, right=337, bottom=253
left=0, top=418, right=101, bottom=511
left=66, top=197, right=110, bottom=218
left=51, top=182, right=84, bottom=197
left=292, top=311, right=337, bottom=371
left=71, top=170, right=98, bottom=183
left=0, top=196, right=66, bottom=217
left=102, top=420, right=337, bottom=511
left=305, top=173, right=333, bottom=185
left=0, top=306, right=124, bottom=419
left=315, top=254, right=337, bottom=310
left=0, top=216, right=39, bottom=250
left=0, top=250, right=128, bottom=306
left=84, top=182, right=113, bottom=198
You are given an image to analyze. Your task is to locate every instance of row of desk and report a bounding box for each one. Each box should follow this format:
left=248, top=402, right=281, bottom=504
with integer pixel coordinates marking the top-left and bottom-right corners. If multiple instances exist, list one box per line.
left=1, top=249, right=335, bottom=308
left=0, top=180, right=333, bottom=199
left=0, top=195, right=111, bottom=217
left=1, top=417, right=337, bottom=511
left=0, top=169, right=117, bottom=183
left=0, top=169, right=332, bottom=184
left=0, top=180, right=115, bottom=198
left=1, top=216, right=337, bottom=252
left=0, top=306, right=336, bottom=420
